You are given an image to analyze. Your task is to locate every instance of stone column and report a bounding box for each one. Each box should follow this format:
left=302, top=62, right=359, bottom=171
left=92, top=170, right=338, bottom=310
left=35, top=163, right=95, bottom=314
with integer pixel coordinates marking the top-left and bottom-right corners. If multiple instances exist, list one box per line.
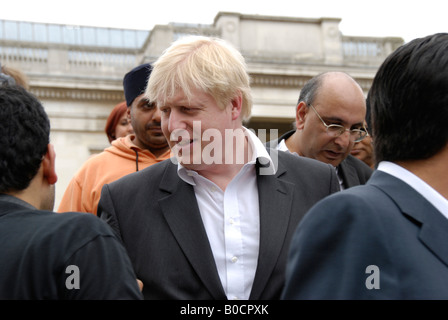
left=320, top=18, right=343, bottom=65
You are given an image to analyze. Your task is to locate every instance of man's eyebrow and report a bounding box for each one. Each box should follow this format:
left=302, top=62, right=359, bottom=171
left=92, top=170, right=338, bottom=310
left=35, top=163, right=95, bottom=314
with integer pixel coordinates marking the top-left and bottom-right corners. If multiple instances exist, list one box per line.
left=320, top=115, right=344, bottom=123
left=322, top=115, right=364, bottom=127
left=137, top=98, right=153, bottom=106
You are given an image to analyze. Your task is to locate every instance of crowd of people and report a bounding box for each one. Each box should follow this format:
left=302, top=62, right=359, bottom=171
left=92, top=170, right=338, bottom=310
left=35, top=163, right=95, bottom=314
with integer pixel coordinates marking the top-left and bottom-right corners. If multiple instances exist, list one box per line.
left=0, top=32, right=447, bottom=300
left=57, top=63, right=171, bottom=215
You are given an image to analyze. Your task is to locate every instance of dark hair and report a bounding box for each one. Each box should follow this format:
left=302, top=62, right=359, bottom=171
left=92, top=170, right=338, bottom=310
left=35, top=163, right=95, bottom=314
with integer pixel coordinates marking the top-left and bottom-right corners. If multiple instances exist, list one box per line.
left=364, top=98, right=371, bottom=135
left=297, top=72, right=326, bottom=105
left=0, top=85, right=50, bottom=193
left=105, top=101, right=128, bottom=143
left=367, top=33, right=448, bottom=163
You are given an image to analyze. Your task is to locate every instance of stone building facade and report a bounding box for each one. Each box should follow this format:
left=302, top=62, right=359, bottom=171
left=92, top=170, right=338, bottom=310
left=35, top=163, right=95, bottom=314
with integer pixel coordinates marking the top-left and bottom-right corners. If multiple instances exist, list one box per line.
left=0, top=12, right=404, bottom=210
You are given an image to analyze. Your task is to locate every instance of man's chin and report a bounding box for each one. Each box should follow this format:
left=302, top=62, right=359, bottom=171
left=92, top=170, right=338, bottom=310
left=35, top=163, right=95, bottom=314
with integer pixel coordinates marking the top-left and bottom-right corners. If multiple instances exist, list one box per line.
left=147, top=140, right=169, bottom=149
left=318, top=156, right=342, bottom=168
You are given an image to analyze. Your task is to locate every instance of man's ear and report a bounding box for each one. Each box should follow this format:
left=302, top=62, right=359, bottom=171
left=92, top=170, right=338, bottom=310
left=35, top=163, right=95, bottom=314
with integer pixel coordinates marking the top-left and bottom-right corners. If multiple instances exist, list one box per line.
left=230, top=94, right=243, bottom=121
left=295, top=101, right=308, bottom=130
left=42, top=144, right=58, bottom=185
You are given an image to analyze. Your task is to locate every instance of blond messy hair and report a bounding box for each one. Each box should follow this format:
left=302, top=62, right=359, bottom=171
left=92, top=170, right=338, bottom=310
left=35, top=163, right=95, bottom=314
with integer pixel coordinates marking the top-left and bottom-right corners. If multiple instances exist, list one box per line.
left=145, top=36, right=252, bottom=121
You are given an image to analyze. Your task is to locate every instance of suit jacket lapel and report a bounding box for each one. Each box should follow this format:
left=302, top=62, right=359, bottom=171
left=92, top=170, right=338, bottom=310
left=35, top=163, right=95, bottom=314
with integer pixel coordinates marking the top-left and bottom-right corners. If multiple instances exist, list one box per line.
left=338, top=159, right=358, bottom=188
left=418, top=211, right=448, bottom=267
left=250, top=161, right=294, bottom=299
left=372, top=171, right=448, bottom=267
left=158, top=163, right=226, bottom=299
left=156, top=158, right=297, bottom=299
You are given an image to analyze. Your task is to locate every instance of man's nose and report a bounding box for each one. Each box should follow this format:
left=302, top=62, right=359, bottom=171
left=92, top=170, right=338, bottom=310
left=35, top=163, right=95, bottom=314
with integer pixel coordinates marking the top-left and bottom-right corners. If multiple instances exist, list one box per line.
left=335, top=130, right=352, bottom=148
left=166, top=109, right=186, bottom=132
left=153, top=107, right=162, bottom=122
left=126, top=123, right=134, bottom=134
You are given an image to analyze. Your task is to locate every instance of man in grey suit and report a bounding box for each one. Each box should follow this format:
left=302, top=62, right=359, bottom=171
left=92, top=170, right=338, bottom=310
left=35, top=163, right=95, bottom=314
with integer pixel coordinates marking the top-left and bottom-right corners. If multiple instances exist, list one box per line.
left=282, top=33, right=448, bottom=299
left=98, top=35, right=340, bottom=300
left=267, top=72, right=372, bottom=190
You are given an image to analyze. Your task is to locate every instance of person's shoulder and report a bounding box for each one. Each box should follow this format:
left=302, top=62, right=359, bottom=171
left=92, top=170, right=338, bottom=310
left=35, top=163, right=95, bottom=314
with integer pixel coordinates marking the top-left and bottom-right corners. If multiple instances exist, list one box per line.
left=267, top=148, right=337, bottom=189
left=342, top=155, right=373, bottom=181
left=344, top=155, right=373, bottom=172
left=72, top=149, right=111, bottom=172
left=140, top=157, right=174, bottom=172
left=321, top=181, right=383, bottom=212
left=47, top=210, right=115, bottom=237
left=133, top=157, right=173, bottom=177
left=19, top=211, right=117, bottom=259
left=302, top=183, right=379, bottom=223
left=273, top=148, right=332, bottom=170
left=108, top=157, right=175, bottom=187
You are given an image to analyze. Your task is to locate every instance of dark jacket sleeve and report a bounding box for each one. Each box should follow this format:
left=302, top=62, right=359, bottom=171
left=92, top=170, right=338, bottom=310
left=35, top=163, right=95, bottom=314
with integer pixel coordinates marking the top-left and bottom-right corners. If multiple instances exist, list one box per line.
left=61, top=214, right=143, bottom=300
left=98, top=184, right=122, bottom=240
left=281, top=188, right=394, bottom=300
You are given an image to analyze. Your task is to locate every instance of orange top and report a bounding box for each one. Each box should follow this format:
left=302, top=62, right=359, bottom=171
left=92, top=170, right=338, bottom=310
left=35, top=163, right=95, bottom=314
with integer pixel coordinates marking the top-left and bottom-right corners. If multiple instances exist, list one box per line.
left=57, top=135, right=171, bottom=215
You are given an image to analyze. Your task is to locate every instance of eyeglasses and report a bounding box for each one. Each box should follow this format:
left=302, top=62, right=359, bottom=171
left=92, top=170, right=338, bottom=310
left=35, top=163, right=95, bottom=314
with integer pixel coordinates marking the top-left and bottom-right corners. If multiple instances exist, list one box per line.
left=308, top=104, right=368, bottom=142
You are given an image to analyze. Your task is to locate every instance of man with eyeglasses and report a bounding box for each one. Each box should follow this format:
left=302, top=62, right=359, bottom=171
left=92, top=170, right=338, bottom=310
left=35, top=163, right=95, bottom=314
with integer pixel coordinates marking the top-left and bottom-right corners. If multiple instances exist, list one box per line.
left=282, top=33, right=448, bottom=299
left=267, top=71, right=372, bottom=190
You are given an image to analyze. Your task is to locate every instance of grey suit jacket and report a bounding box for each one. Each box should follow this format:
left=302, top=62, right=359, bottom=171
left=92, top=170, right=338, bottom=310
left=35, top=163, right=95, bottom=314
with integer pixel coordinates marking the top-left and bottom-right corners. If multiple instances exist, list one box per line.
left=98, top=149, right=339, bottom=300
left=282, top=170, right=448, bottom=299
left=266, top=130, right=373, bottom=188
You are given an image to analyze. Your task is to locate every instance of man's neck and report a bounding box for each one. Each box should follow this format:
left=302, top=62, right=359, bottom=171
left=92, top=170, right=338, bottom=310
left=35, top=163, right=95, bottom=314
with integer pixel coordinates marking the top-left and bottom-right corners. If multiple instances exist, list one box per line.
left=195, top=130, right=253, bottom=191
left=150, top=147, right=170, bottom=158
left=396, top=146, right=448, bottom=199
left=130, top=136, right=170, bottom=157
left=285, top=131, right=302, bottom=156
left=5, top=188, right=38, bottom=210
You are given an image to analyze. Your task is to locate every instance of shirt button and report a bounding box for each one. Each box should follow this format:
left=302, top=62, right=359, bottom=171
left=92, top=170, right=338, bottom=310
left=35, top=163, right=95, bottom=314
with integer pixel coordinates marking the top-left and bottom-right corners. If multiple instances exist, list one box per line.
left=229, top=218, right=234, bottom=225
left=231, top=256, right=238, bottom=263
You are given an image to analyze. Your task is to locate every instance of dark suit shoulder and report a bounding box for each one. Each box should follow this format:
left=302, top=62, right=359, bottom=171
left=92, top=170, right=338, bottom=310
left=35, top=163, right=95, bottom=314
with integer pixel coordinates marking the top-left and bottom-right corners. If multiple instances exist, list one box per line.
left=341, top=155, right=373, bottom=181
left=269, top=147, right=334, bottom=173
left=344, top=155, right=372, bottom=172
left=107, top=158, right=174, bottom=188
left=265, top=130, right=295, bottom=149
left=43, top=210, right=119, bottom=240
left=268, top=148, right=339, bottom=194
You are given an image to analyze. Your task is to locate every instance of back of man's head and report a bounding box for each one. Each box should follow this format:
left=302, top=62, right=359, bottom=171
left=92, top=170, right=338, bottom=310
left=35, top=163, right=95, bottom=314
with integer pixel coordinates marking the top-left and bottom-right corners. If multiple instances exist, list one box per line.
left=368, top=33, right=448, bottom=164
left=0, top=85, right=50, bottom=193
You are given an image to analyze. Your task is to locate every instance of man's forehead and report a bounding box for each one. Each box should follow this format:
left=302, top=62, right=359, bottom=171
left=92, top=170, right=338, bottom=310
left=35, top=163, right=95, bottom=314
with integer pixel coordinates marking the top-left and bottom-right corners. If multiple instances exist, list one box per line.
left=164, top=89, right=213, bottom=106
left=312, top=101, right=366, bottom=126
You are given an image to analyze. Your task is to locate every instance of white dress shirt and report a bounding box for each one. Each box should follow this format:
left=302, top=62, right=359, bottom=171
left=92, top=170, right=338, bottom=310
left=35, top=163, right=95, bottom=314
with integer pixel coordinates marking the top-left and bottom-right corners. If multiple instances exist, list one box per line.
left=377, top=161, right=448, bottom=219
left=276, top=138, right=294, bottom=154
left=177, top=127, right=275, bottom=300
